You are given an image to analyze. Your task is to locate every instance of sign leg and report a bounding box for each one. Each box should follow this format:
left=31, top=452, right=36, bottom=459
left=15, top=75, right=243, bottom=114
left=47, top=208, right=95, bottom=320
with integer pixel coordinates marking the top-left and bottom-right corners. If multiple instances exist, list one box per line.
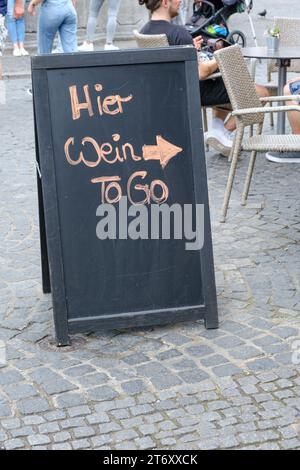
left=37, top=175, right=51, bottom=294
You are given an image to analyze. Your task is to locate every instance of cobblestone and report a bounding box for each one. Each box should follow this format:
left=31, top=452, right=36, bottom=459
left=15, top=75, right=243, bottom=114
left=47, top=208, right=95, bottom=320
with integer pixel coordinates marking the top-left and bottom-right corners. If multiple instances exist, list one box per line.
left=27, top=435, right=51, bottom=446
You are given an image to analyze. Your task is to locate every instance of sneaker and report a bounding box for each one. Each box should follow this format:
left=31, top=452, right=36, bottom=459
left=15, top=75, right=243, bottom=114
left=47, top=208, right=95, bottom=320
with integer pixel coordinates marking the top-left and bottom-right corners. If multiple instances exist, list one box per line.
left=266, top=151, right=300, bottom=163
left=13, top=48, right=21, bottom=57
left=225, top=129, right=236, bottom=142
left=52, top=47, right=63, bottom=54
left=204, top=127, right=233, bottom=157
left=20, top=48, right=29, bottom=56
left=104, top=43, right=119, bottom=51
left=78, top=41, right=94, bottom=52
left=26, top=88, right=32, bottom=97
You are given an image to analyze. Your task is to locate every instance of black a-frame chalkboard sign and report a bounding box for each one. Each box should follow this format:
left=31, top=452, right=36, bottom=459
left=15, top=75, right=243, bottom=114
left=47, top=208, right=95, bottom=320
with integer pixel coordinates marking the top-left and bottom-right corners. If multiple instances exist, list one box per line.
left=32, top=47, right=218, bottom=346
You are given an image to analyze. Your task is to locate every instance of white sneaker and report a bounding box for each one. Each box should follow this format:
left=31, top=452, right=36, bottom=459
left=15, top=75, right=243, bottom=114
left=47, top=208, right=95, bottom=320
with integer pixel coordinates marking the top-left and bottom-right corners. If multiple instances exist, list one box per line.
left=78, top=42, right=94, bottom=52
left=13, top=48, right=21, bottom=57
left=104, top=43, right=119, bottom=51
left=20, top=48, right=29, bottom=56
left=204, top=127, right=233, bottom=157
left=266, top=151, right=300, bottom=163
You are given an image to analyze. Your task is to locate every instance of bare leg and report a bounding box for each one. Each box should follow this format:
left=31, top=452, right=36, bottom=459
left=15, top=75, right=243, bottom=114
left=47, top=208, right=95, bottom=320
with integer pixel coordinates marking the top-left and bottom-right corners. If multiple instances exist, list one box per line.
left=284, top=81, right=300, bottom=134
left=224, top=84, right=269, bottom=132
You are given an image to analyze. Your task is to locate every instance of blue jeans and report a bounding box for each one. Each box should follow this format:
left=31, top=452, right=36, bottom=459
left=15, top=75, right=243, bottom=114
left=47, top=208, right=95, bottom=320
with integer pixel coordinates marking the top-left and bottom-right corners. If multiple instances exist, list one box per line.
left=6, top=0, right=25, bottom=45
left=86, top=0, right=122, bottom=43
left=38, top=1, right=77, bottom=54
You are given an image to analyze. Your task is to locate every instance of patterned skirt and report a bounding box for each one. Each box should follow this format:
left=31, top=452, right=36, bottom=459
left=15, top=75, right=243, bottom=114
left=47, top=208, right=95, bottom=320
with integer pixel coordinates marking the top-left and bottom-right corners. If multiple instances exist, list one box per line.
left=0, top=14, right=7, bottom=56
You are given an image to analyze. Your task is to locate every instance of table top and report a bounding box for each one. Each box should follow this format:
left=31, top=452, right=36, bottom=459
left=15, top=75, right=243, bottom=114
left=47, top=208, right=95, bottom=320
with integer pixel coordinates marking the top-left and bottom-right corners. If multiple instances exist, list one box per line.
left=242, top=47, right=300, bottom=60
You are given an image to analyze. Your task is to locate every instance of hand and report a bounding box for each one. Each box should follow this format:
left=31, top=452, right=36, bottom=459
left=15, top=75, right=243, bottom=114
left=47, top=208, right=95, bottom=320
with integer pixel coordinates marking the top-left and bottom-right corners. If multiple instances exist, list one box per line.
left=193, top=35, right=203, bottom=50
left=28, top=1, right=37, bottom=16
left=14, top=0, right=25, bottom=19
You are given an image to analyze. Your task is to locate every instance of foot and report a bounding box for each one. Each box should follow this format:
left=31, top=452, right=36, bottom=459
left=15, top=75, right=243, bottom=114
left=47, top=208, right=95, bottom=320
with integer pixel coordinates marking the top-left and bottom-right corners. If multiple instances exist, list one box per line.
left=204, top=127, right=233, bottom=157
left=13, top=47, right=21, bottom=57
left=104, top=43, right=119, bottom=51
left=20, top=47, right=29, bottom=56
left=78, top=41, right=94, bottom=52
left=266, top=151, right=300, bottom=163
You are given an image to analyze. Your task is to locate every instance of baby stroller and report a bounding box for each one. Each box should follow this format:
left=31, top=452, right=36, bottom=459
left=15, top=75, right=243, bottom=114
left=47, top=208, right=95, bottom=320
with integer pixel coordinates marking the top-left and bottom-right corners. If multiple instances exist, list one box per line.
left=186, top=0, right=253, bottom=47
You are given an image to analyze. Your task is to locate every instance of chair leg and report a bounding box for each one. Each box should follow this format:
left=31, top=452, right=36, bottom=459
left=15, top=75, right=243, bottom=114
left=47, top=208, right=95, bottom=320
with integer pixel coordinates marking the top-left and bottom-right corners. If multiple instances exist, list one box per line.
left=228, top=131, right=236, bottom=163
left=220, top=126, right=244, bottom=223
left=241, top=123, right=263, bottom=206
left=270, top=102, right=274, bottom=128
left=241, top=150, right=257, bottom=206
left=203, top=108, right=209, bottom=151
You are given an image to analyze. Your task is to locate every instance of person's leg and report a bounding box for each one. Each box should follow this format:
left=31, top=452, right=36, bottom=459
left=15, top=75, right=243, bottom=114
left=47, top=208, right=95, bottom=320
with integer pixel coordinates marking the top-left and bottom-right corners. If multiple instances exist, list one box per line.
left=265, top=80, right=299, bottom=162
left=223, top=83, right=269, bottom=132
left=86, top=0, right=104, bottom=43
left=38, top=5, right=60, bottom=54
left=15, top=1, right=27, bottom=54
left=6, top=0, right=19, bottom=53
left=200, top=78, right=233, bottom=156
left=284, top=80, right=300, bottom=134
left=52, top=33, right=64, bottom=54
left=59, top=4, right=78, bottom=53
left=105, top=0, right=122, bottom=46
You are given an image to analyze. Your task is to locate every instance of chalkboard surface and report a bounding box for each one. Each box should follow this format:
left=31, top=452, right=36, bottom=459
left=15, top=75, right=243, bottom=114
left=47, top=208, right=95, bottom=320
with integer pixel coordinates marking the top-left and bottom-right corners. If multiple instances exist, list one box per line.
left=32, top=48, right=218, bottom=346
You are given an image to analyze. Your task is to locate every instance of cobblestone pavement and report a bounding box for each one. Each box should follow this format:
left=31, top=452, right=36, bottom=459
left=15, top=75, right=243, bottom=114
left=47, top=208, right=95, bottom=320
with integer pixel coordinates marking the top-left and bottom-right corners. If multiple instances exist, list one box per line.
left=0, top=75, right=299, bottom=450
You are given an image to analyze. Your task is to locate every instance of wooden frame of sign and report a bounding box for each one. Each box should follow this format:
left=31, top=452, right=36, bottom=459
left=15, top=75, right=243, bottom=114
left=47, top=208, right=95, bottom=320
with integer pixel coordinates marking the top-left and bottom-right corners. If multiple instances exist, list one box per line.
left=32, top=47, right=218, bottom=346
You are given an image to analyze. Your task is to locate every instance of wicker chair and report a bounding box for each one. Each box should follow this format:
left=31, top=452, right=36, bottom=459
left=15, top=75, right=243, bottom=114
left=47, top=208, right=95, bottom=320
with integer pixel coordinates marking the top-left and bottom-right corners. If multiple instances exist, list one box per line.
left=265, top=17, right=300, bottom=128
left=133, top=30, right=169, bottom=48
left=214, top=45, right=300, bottom=222
left=267, top=17, right=300, bottom=82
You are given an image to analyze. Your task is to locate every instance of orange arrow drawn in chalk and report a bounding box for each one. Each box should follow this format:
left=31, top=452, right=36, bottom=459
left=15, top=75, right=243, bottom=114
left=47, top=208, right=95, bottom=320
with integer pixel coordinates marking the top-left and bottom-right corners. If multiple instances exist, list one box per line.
left=142, top=136, right=183, bottom=169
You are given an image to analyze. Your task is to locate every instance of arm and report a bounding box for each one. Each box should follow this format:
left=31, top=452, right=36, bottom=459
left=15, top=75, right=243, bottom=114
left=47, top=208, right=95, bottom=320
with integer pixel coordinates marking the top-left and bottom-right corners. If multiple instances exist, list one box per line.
left=198, top=58, right=219, bottom=80
left=28, top=0, right=43, bottom=16
left=14, top=0, right=25, bottom=19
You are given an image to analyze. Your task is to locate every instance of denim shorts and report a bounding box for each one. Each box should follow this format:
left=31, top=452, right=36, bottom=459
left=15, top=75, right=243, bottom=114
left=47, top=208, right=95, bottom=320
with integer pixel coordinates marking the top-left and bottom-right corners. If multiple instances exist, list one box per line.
left=289, top=80, right=300, bottom=103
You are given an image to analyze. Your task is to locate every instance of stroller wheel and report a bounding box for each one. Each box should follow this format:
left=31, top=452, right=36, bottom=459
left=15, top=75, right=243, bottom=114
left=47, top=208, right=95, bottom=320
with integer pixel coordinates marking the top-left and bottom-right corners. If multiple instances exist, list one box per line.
left=227, top=30, right=246, bottom=48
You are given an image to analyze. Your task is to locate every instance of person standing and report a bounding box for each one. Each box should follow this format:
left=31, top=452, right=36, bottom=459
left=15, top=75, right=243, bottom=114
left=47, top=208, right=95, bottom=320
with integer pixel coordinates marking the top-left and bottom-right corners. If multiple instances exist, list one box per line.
left=6, top=0, right=28, bottom=56
left=1, top=0, right=24, bottom=80
left=28, top=0, right=77, bottom=54
left=78, top=0, right=122, bottom=52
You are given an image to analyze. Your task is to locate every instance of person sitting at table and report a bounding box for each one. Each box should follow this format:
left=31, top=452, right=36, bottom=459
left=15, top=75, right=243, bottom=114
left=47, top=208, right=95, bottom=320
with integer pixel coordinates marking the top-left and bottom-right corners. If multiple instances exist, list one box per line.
left=138, top=0, right=269, bottom=157
left=266, top=77, right=300, bottom=163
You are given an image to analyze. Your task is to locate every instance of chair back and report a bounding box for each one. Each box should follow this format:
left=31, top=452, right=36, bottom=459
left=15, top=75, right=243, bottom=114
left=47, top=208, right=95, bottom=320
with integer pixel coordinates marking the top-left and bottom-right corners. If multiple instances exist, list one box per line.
left=214, top=45, right=264, bottom=127
left=268, top=17, right=300, bottom=75
left=133, top=30, right=169, bottom=48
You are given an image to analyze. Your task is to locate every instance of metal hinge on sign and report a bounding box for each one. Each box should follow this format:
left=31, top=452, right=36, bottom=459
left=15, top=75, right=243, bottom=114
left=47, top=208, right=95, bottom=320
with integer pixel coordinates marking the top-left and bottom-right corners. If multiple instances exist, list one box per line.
left=35, top=161, right=42, bottom=179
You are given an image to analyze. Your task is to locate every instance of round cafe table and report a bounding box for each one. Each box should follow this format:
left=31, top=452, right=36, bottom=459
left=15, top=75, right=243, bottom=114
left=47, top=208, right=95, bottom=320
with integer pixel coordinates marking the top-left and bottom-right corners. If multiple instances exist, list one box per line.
left=242, top=47, right=300, bottom=134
